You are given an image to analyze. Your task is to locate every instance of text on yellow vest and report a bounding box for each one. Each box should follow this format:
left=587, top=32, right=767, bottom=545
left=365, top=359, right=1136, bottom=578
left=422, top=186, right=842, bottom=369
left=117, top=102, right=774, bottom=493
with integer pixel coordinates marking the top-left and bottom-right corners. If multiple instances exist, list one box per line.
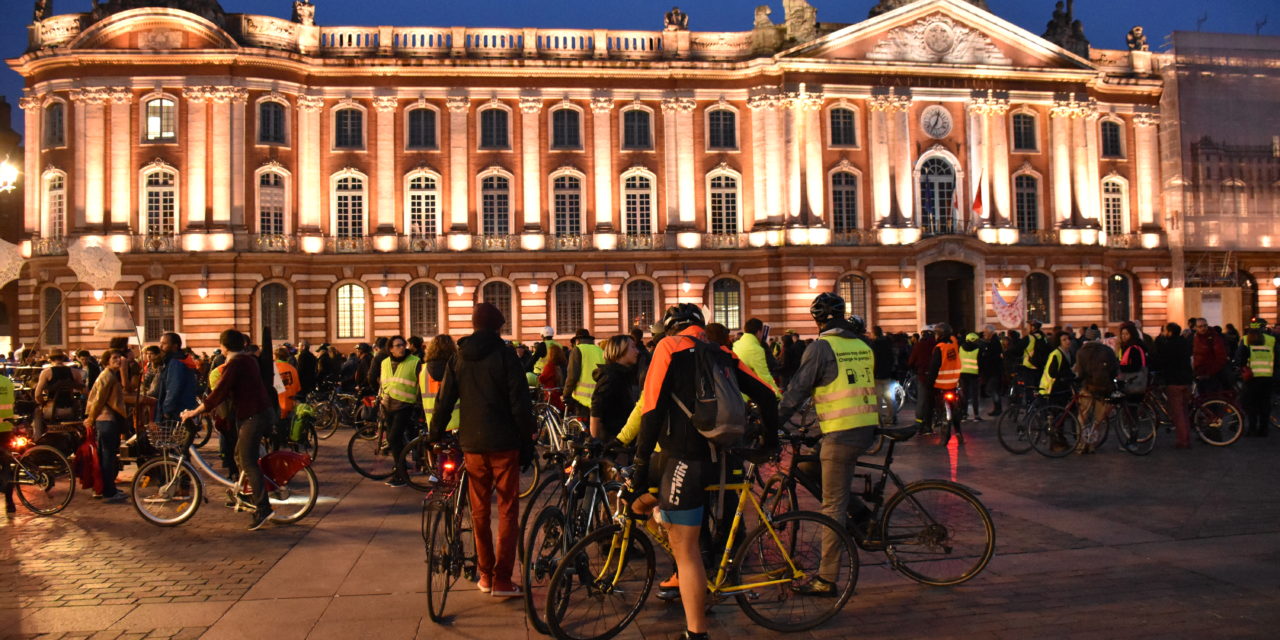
left=812, top=336, right=879, bottom=433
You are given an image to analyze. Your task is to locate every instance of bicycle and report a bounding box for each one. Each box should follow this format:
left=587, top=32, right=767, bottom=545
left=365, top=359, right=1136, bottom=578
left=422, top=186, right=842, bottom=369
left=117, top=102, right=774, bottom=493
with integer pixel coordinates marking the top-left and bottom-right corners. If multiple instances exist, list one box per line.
left=917, top=388, right=962, bottom=446
left=544, top=457, right=858, bottom=640
left=131, top=419, right=319, bottom=527
left=398, top=422, right=541, bottom=498
left=1144, top=383, right=1244, bottom=446
left=1076, top=390, right=1159, bottom=456
left=423, top=438, right=476, bottom=624
left=3, top=424, right=75, bottom=515
left=995, top=379, right=1037, bottom=454
left=760, top=425, right=995, bottom=587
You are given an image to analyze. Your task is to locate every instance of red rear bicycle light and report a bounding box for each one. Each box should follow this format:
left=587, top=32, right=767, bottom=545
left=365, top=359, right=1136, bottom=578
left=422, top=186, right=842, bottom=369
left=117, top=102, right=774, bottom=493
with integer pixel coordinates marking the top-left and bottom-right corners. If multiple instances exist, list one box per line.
left=944, top=392, right=957, bottom=402
left=10, top=435, right=29, bottom=450
left=442, top=459, right=456, bottom=472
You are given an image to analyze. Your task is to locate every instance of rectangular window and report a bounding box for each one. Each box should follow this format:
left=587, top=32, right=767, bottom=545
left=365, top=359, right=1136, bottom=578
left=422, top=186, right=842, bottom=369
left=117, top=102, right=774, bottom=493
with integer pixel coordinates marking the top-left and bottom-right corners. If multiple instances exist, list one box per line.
left=709, top=176, right=738, bottom=235
left=707, top=110, right=737, bottom=150
left=259, top=173, right=285, bottom=235
left=553, top=177, right=581, bottom=237
left=480, top=109, right=509, bottom=149
left=482, top=177, right=509, bottom=236
left=259, top=102, right=286, bottom=144
left=1101, top=121, right=1124, bottom=158
left=1103, top=183, right=1124, bottom=236
left=555, top=282, right=585, bottom=335
left=625, top=280, right=655, bottom=328
left=552, top=109, right=581, bottom=149
left=712, top=281, right=741, bottom=331
left=831, top=173, right=857, bottom=232
left=335, top=109, right=363, bottom=149
left=829, top=108, right=856, bottom=147
left=409, top=283, right=439, bottom=337
left=408, top=184, right=438, bottom=236
left=1012, top=113, right=1037, bottom=152
left=145, top=99, right=176, bottom=142
left=47, top=175, right=65, bottom=238
left=43, top=288, right=63, bottom=346
left=622, top=110, right=652, bottom=150
left=407, top=109, right=436, bottom=149
left=1014, top=175, right=1038, bottom=232
left=44, top=104, right=65, bottom=147
left=337, top=285, right=366, bottom=340
left=336, top=180, right=364, bottom=238
left=624, top=176, right=652, bottom=235
left=145, top=172, right=176, bottom=235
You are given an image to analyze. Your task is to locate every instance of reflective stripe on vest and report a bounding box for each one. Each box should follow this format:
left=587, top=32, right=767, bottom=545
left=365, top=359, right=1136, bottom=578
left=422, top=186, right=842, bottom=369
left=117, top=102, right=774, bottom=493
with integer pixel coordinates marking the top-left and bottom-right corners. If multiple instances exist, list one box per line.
left=570, top=344, right=606, bottom=408
left=1040, top=349, right=1064, bottom=395
left=1249, top=334, right=1275, bottom=378
left=959, top=346, right=980, bottom=375
left=381, top=355, right=421, bottom=404
left=1023, top=333, right=1044, bottom=370
left=934, top=340, right=961, bottom=390
left=812, top=336, right=879, bottom=434
left=419, top=367, right=459, bottom=431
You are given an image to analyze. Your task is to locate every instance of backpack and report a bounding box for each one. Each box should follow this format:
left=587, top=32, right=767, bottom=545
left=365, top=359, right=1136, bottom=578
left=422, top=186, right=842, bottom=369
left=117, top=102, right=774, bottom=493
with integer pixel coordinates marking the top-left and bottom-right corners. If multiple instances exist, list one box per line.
left=671, top=338, right=747, bottom=449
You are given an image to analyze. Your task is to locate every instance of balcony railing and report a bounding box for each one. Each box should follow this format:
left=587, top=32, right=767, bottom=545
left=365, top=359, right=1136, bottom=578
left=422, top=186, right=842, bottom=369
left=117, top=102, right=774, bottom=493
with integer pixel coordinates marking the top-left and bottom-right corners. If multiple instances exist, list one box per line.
left=134, top=233, right=180, bottom=253
left=402, top=234, right=440, bottom=252
left=549, top=234, right=586, bottom=251
left=1017, top=229, right=1060, bottom=245
left=473, top=234, right=520, bottom=251
left=831, top=229, right=878, bottom=246
left=31, top=236, right=68, bottom=256
left=326, top=236, right=372, bottom=253
left=1104, top=232, right=1142, bottom=249
left=618, top=234, right=662, bottom=250
left=248, top=233, right=296, bottom=252
left=703, top=232, right=749, bottom=249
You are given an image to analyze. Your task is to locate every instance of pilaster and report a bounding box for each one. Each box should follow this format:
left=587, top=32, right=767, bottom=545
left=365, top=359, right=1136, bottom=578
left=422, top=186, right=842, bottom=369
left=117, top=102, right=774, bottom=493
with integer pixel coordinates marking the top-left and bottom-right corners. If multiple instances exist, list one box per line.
left=591, top=96, right=614, bottom=231
left=519, top=96, right=542, bottom=232
left=446, top=96, right=470, bottom=231
left=296, top=94, right=325, bottom=231
left=373, top=96, right=399, bottom=232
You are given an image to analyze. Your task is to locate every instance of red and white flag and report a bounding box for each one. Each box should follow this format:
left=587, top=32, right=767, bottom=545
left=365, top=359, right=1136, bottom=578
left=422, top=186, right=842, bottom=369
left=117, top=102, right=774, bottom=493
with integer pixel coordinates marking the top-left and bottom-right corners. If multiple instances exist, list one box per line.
left=971, top=171, right=985, bottom=222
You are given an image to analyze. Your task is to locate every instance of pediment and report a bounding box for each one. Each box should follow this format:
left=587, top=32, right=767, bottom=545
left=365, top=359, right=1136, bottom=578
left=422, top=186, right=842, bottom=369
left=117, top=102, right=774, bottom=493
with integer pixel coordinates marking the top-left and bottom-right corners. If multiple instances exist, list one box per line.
left=781, top=0, right=1091, bottom=70
left=71, top=8, right=238, bottom=51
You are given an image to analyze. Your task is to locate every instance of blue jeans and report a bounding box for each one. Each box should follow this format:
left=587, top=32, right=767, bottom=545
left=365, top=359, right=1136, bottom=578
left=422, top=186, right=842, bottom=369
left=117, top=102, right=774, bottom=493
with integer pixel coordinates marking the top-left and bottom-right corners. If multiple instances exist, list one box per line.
left=96, top=418, right=122, bottom=497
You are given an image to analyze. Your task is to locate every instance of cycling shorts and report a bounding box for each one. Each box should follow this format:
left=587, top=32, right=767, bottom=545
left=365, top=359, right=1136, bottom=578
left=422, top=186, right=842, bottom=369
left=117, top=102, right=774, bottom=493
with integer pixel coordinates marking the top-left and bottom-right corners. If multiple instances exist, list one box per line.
left=656, top=456, right=706, bottom=527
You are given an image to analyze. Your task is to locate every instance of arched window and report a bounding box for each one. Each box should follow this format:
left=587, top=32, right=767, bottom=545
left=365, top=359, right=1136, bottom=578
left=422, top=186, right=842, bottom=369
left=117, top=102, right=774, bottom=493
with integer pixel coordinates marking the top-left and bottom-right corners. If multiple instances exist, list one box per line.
left=829, top=107, right=857, bottom=147
left=334, top=108, right=363, bottom=149
left=43, top=102, right=65, bottom=147
left=623, top=173, right=654, bottom=235
left=408, top=282, right=440, bottom=337
left=259, top=101, right=287, bottom=145
left=42, top=287, right=64, bottom=347
left=406, top=107, right=437, bottom=149
left=406, top=173, right=440, bottom=237
left=831, top=171, right=858, bottom=232
left=481, top=174, right=511, bottom=236
left=260, top=282, right=290, bottom=343
left=481, top=282, right=513, bottom=334
left=1100, top=120, right=1124, bottom=158
left=333, top=174, right=366, bottom=238
left=707, top=108, right=737, bottom=150
left=144, top=97, right=176, bottom=142
left=551, top=108, right=581, bottom=150
left=622, top=108, right=652, bottom=150
left=837, top=274, right=868, bottom=321
left=1107, top=274, right=1132, bottom=324
left=555, top=281, right=585, bottom=335
left=1026, top=273, right=1051, bottom=325
left=1014, top=174, right=1039, bottom=232
left=480, top=107, right=509, bottom=149
left=552, top=174, right=582, bottom=236
left=44, top=173, right=66, bottom=238
left=258, top=172, right=286, bottom=236
left=708, top=173, right=740, bottom=235
left=143, top=169, right=177, bottom=235
left=919, top=157, right=956, bottom=235
left=1012, top=112, right=1037, bottom=152
left=336, top=283, right=367, bottom=340
left=142, top=284, right=176, bottom=343
left=711, top=278, right=742, bottom=331
left=625, top=280, right=657, bottom=329
left=1102, top=179, right=1127, bottom=236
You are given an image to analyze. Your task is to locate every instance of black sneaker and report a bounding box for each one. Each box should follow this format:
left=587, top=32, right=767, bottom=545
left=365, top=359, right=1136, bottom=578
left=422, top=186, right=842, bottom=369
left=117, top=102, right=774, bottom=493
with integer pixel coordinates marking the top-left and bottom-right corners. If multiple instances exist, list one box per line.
left=248, top=510, right=275, bottom=531
left=386, top=478, right=408, bottom=488
left=682, top=630, right=709, bottom=640
left=792, top=577, right=838, bottom=597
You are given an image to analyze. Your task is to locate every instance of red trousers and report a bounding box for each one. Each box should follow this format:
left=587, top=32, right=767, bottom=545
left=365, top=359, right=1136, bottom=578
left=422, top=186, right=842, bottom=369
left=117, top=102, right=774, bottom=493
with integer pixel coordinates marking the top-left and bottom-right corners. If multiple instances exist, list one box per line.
left=464, top=450, right=521, bottom=582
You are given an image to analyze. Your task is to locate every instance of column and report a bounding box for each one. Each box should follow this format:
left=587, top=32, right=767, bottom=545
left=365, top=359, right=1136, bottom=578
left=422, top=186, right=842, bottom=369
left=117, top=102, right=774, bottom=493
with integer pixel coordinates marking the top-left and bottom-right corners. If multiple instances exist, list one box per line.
left=1084, top=106, right=1101, bottom=224
left=784, top=96, right=803, bottom=220
left=1070, top=108, right=1090, bottom=223
left=988, top=98, right=1011, bottom=225
left=660, top=98, right=681, bottom=228
left=748, top=94, right=768, bottom=226
left=182, top=87, right=209, bottom=228
left=446, top=96, right=470, bottom=231
left=18, top=93, right=42, bottom=235
left=889, top=94, right=913, bottom=226
left=519, top=96, right=542, bottom=231
left=674, top=100, right=696, bottom=227
left=801, top=92, right=825, bottom=223
left=373, top=96, right=399, bottom=233
left=590, top=96, right=614, bottom=230
left=868, top=96, right=892, bottom=225
left=296, top=94, right=325, bottom=231
left=965, top=99, right=986, bottom=226
left=73, top=87, right=108, bottom=228
left=765, top=95, right=785, bottom=222
left=209, top=88, right=232, bottom=227
left=229, top=88, right=248, bottom=229
left=1049, top=99, right=1074, bottom=226
left=71, top=90, right=87, bottom=229
left=108, top=88, right=133, bottom=230
left=1133, top=111, right=1160, bottom=228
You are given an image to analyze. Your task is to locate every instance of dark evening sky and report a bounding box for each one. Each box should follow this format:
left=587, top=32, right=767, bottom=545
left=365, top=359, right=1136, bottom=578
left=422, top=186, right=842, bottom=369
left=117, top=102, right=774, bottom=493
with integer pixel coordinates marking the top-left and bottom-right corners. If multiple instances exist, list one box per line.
left=1, top=0, right=1274, bottom=134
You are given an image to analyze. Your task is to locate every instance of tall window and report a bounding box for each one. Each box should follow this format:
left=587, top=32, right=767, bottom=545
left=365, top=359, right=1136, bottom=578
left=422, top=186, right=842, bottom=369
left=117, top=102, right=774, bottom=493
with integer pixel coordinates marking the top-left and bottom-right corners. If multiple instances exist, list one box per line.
left=829, top=107, right=856, bottom=147
left=258, top=172, right=286, bottom=235
left=1012, top=113, right=1037, bottom=152
left=335, top=175, right=365, bottom=238
left=407, top=108, right=437, bottom=149
left=481, top=175, right=510, bottom=236
left=1108, top=274, right=1132, bottom=324
left=831, top=172, right=858, bottom=232
left=711, top=278, right=742, bottom=331
left=43, top=103, right=65, bottom=147
left=144, top=170, right=177, bottom=235
left=482, top=282, right=513, bottom=334
left=259, top=101, right=286, bottom=144
left=335, top=108, right=363, bottom=149
left=625, top=280, right=656, bottom=329
left=480, top=108, right=509, bottom=149
left=919, top=158, right=956, bottom=235
left=45, top=174, right=66, bottom=238
left=407, top=174, right=439, bottom=236
left=551, top=108, right=581, bottom=149
left=1102, top=179, right=1126, bottom=236
left=143, top=284, right=176, bottom=343
left=622, top=109, right=652, bottom=150
left=555, top=281, right=585, bottom=335
left=1101, top=120, right=1123, bottom=158
left=1026, top=273, right=1051, bottom=325
left=1014, top=175, right=1039, bottom=232
left=708, top=174, right=739, bottom=235
left=336, top=283, right=366, bottom=340
left=144, top=97, right=176, bottom=142
left=553, top=175, right=582, bottom=236
left=623, top=174, right=653, bottom=235
left=42, top=287, right=63, bottom=347
left=837, top=275, right=868, bottom=320
left=260, top=283, right=290, bottom=343
left=408, top=282, right=440, bottom=337
left=707, top=109, right=737, bottom=150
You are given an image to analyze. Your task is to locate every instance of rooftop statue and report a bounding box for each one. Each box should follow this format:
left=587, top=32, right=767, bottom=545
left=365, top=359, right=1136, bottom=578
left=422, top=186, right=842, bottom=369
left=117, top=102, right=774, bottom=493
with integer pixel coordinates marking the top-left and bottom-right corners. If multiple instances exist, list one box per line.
left=869, top=0, right=989, bottom=19
left=664, top=6, right=688, bottom=31
left=89, top=0, right=227, bottom=26
left=1042, top=0, right=1090, bottom=58
left=1127, top=26, right=1149, bottom=52
left=292, top=1, right=315, bottom=27
left=34, top=0, right=51, bottom=22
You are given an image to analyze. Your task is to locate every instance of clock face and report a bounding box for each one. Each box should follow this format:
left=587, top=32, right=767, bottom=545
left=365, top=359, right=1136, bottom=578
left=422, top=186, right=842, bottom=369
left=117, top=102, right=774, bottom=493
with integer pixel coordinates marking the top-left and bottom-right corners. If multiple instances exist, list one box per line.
left=921, top=105, right=952, bottom=139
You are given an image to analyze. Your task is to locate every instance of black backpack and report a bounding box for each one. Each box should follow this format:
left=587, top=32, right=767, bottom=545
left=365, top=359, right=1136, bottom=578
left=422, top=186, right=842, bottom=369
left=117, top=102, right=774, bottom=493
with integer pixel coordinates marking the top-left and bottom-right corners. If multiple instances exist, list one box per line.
left=671, top=339, right=747, bottom=448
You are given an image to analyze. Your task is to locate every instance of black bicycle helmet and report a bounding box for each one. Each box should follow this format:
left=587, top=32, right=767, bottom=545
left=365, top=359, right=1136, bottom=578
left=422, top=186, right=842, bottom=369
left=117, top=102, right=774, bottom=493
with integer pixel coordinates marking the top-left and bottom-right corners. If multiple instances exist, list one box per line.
left=810, top=292, right=846, bottom=325
left=848, top=314, right=866, bottom=335
left=934, top=322, right=954, bottom=341
left=661, top=303, right=705, bottom=334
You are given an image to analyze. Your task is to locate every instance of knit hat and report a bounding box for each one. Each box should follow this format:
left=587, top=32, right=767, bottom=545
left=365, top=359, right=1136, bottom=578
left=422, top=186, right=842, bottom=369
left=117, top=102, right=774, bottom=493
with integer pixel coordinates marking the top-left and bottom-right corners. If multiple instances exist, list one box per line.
left=473, top=302, right=506, bottom=332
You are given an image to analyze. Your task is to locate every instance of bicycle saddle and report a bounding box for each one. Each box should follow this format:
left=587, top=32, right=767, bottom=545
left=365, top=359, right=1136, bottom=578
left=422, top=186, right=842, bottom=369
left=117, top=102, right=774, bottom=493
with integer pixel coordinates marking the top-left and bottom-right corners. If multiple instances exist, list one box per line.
left=877, top=425, right=917, bottom=442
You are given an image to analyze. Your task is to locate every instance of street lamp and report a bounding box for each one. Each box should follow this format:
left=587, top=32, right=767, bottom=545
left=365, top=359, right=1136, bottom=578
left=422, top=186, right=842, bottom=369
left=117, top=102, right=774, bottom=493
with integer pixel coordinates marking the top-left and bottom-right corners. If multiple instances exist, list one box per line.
left=0, top=156, right=18, bottom=193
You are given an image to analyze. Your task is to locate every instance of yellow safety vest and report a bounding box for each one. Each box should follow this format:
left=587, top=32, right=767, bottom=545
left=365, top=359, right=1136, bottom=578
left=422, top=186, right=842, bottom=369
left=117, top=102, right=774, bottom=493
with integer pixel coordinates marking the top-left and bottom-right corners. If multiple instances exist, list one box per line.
left=934, top=339, right=961, bottom=390
left=532, top=339, right=562, bottom=375
left=1040, top=349, right=1065, bottom=396
left=380, top=355, right=421, bottom=404
left=0, top=374, right=14, bottom=431
left=959, top=345, right=980, bottom=375
left=812, top=336, right=879, bottom=434
left=1248, top=334, right=1275, bottom=378
left=1023, top=332, right=1045, bottom=370
left=570, top=344, right=606, bottom=408
left=419, top=366, right=460, bottom=431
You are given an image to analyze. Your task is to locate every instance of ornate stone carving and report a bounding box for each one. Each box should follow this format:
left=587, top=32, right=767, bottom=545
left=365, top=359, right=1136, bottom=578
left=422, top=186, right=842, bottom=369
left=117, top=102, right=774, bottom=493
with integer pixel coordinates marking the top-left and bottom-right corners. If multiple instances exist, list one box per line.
left=297, top=94, right=325, bottom=111
left=335, top=97, right=360, bottom=110
left=139, top=28, right=182, bottom=51
left=967, top=91, right=1009, bottom=116
left=868, top=15, right=1010, bottom=65
left=260, top=159, right=286, bottom=171
left=182, top=86, right=210, bottom=102
left=868, top=92, right=912, bottom=113
left=107, top=87, right=133, bottom=104
left=372, top=96, right=399, bottom=112
left=1042, top=0, right=1090, bottom=58
left=747, top=90, right=779, bottom=111
left=870, top=0, right=988, bottom=18
left=208, top=86, right=248, bottom=103
left=1049, top=95, right=1097, bottom=119
left=292, top=1, right=315, bottom=26
left=590, top=97, right=614, bottom=113
left=34, top=0, right=51, bottom=22
left=18, top=93, right=44, bottom=111
left=260, top=92, right=290, bottom=106
left=70, top=87, right=113, bottom=105
left=784, top=90, right=823, bottom=111
left=783, top=0, right=818, bottom=43
left=1127, top=26, right=1149, bottom=52
left=446, top=96, right=470, bottom=113
left=1133, top=111, right=1160, bottom=128
left=664, top=6, right=688, bottom=31
left=141, top=157, right=174, bottom=173
left=660, top=97, right=696, bottom=113
left=518, top=96, right=543, bottom=114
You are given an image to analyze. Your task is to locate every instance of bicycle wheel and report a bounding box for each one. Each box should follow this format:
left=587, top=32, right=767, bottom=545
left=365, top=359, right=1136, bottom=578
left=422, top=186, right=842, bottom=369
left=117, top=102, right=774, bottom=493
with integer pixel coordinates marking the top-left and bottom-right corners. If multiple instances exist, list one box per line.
left=1027, top=405, right=1081, bottom=458
left=760, top=474, right=799, bottom=521
left=425, top=506, right=458, bottom=623
left=1117, top=403, right=1157, bottom=456
left=398, top=434, right=435, bottom=492
left=346, top=426, right=394, bottom=480
left=131, top=458, right=203, bottom=526
left=314, top=402, right=341, bottom=439
left=926, top=409, right=951, bottom=446
left=519, top=470, right=567, bottom=557
left=996, top=406, right=1033, bottom=454
left=1192, top=399, right=1243, bottom=446
left=733, top=510, right=858, bottom=632
left=13, top=445, right=75, bottom=515
left=518, top=454, right=541, bottom=500
left=194, top=415, right=215, bottom=448
left=523, top=506, right=567, bottom=636
left=880, top=481, right=995, bottom=586
left=268, top=465, right=319, bottom=524
left=545, top=523, right=655, bottom=640
left=288, top=425, right=320, bottom=459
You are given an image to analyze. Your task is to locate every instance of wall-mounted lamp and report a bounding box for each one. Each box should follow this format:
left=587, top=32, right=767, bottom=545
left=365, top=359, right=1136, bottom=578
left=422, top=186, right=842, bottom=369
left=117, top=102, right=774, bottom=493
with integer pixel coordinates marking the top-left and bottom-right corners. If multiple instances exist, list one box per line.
left=1159, top=277, right=1170, bottom=289
left=603, top=281, right=613, bottom=294
left=808, top=259, right=818, bottom=290
left=1001, top=275, right=1012, bottom=288
left=901, top=276, right=913, bottom=289
left=455, top=279, right=464, bottom=296
left=197, top=266, right=209, bottom=299
left=1273, top=275, right=1280, bottom=288
left=378, top=271, right=389, bottom=298
left=0, top=155, right=18, bottom=193
left=1084, top=274, right=1095, bottom=287
left=530, top=281, right=539, bottom=294
left=681, top=267, right=691, bottom=293
left=93, top=289, right=104, bottom=301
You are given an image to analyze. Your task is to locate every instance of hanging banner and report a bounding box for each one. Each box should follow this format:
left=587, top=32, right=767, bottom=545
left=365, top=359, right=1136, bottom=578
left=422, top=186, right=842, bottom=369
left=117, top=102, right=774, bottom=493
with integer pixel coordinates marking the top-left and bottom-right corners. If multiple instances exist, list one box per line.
left=992, top=284, right=1024, bottom=330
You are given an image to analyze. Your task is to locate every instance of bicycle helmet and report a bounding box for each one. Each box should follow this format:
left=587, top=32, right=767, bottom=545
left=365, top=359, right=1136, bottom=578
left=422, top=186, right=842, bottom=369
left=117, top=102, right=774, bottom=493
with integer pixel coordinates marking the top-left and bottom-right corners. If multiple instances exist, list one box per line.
left=1247, top=317, right=1267, bottom=330
left=661, top=303, right=705, bottom=334
left=848, top=314, right=866, bottom=335
left=965, top=332, right=980, bottom=343
left=809, top=292, right=846, bottom=325
left=934, top=322, right=954, bottom=341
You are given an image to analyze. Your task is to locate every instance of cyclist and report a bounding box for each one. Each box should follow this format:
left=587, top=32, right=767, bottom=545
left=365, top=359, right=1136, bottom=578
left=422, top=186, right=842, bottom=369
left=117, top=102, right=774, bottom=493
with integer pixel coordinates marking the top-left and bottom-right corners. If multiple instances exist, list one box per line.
left=733, top=318, right=780, bottom=393
left=564, top=328, right=604, bottom=418
left=915, top=322, right=962, bottom=442
left=1019, top=321, right=1051, bottom=402
left=274, top=347, right=301, bottom=446
left=631, top=303, right=779, bottom=640
left=1239, top=318, right=1276, bottom=437
left=958, top=332, right=982, bottom=421
left=779, top=292, right=879, bottom=595
left=530, top=326, right=562, bottom=377
left=380, top=336, right=421, bottom=488
left=420, top=335, right=460, bottom=434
